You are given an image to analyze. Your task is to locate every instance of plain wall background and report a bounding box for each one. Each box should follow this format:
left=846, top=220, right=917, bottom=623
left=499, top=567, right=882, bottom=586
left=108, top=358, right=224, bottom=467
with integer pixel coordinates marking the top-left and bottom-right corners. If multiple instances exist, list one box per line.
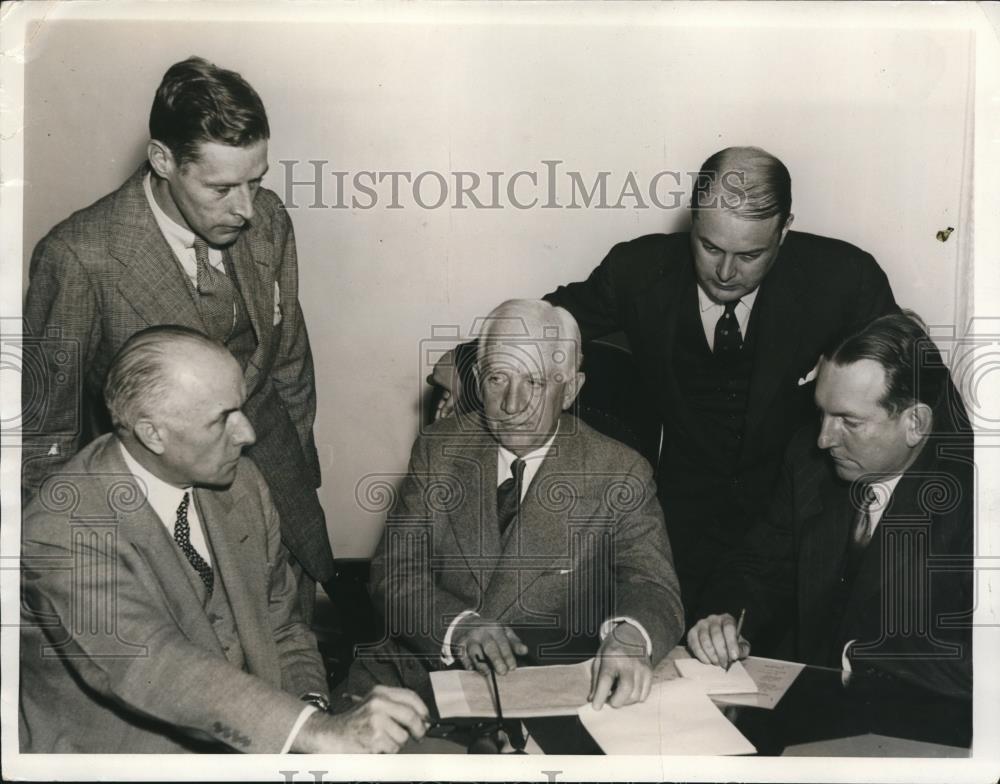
left=21, top=13, right=974, bottom=557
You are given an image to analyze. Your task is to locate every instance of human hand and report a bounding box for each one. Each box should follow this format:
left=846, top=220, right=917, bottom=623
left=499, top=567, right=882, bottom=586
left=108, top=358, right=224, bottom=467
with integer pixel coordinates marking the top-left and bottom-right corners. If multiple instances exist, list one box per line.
left=686, top=613, right=751, bottom=670
left=589, top=621, right=653, bottom=710
left=427, top=349, right=462, bottom=420
left=294, top=685, right=429, bottom=753
left=453, top=617, right=528, bottom=676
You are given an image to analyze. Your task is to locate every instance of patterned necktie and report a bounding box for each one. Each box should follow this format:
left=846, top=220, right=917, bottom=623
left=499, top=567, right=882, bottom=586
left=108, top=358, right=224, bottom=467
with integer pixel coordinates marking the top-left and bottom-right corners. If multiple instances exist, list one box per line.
left=713, top=300, right=743, bottom=355
left=174, top=492, right=214, bottom=594
left=497, top=458, right=526, bottom=536
left=193, top=238, right=234, bottom=340
left=845, top=484, right=877, bottom=581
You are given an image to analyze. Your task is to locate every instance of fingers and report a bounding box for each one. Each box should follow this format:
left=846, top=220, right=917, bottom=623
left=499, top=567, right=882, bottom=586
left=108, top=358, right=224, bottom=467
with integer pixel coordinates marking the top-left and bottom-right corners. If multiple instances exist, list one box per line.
left=364, top=688, right=429, bottom=746
left=590, top=664, right=615, bottom=711
left=481, top=635, right=516, bottom=675
left=608, top=665, right=634, bottom=708
left=738, top=637, right=752, bottom=659
left=687, top=614, right=738, bottom=668
left=370, top=685, right=430, bottom=721
left=504, top=627, right=529, bottom=656
left=710, top=621, right=730, bottom=670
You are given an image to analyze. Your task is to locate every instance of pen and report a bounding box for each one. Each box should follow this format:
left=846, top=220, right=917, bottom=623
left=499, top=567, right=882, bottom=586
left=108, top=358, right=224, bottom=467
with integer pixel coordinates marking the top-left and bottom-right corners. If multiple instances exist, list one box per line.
left=725, top=608, right=746, bottom=672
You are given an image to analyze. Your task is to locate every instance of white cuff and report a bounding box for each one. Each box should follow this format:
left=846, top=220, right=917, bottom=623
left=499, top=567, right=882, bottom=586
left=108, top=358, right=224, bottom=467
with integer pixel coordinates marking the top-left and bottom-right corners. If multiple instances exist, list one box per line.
left=600, top=616, right=653, bottom=658
left=281, top=705, right=318, bottom=753
left=441, top=609, right=479, bottom=665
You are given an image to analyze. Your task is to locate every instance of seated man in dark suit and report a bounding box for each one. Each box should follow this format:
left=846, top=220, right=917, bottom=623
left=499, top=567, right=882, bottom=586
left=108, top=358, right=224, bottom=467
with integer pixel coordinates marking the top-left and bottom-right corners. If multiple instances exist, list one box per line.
left=20, top=326, right=428, bottom=753
left=351, top=300, right=684, bottom=711
left=431, top=146, right=897, bottom=624
left=689, top=312, right=972, bottom=700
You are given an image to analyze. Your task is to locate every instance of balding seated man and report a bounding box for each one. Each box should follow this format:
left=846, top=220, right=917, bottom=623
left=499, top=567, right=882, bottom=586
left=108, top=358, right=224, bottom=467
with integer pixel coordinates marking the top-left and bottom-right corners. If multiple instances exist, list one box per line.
left=348, top=300, right=684, bottom=715
left=20, top=325, right=428, bottom=753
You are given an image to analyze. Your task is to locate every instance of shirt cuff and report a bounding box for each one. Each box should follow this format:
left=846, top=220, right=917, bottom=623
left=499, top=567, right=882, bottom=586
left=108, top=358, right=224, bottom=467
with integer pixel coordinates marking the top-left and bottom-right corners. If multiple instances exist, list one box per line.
left=441, top=610, right=479, bottom=665
left=600, top=616, right=653, bottom=658
left=840, top=639, right=856, bottom=687
left=281, top=705, right=318, bottom=754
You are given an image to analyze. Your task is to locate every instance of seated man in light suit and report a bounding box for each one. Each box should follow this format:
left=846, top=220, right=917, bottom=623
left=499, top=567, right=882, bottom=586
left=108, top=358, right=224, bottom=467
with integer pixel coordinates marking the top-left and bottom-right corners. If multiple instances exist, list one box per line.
left=352, top=300, right=684, bottom=711
left=20, top=326, right=428, bottom=753
left=689, top=312, right=973, bottom=700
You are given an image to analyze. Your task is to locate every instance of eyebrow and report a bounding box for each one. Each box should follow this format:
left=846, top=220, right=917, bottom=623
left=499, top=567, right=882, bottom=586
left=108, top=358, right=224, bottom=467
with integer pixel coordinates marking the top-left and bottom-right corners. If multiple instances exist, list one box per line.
left=206, top=164, right=270, bottom=188
left=699, top=235, right=769, bottom=254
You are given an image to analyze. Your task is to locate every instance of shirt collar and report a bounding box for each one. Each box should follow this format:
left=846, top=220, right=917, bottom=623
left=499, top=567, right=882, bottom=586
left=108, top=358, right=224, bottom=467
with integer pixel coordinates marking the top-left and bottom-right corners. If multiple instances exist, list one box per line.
left=143, top=170, right=198, bottom=249
left=697, top=283, right=759, bottom=314
left=118, top=440, right=192, bottom=521
left=497, top=424, right=559, bottom=478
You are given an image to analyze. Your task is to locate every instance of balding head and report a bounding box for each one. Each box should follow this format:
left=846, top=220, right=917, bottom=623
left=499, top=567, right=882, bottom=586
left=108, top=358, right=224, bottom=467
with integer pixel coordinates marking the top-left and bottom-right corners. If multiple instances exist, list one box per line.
left=104, top=325, right=233, bottom=431
left=476, top=300, right=585, bottom=456
left=104, top=325, right=255, bottom=488
left=691, top=146, right=792, bottom=223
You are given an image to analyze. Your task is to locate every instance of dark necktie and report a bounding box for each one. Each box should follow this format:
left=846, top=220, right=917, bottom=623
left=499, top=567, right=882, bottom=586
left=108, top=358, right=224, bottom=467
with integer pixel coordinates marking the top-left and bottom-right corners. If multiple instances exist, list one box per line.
left=175, top=492, right=214, bottom=594
left=497, top=458, right=526, bottom=536
left=713, top=300, right=743, bottom=356
left=845, top=484, right=877, bottom=582
left=193, top=238, right=235, bottom=340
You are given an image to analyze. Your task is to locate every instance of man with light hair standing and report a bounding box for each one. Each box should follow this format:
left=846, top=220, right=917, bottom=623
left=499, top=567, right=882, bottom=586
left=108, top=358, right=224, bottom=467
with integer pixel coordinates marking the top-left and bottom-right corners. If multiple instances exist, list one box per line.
left=432, top=147, right=898, bottom=621
left=353, top=300, right=683, bottom=716
left=20, top=326, right=429, bottom=753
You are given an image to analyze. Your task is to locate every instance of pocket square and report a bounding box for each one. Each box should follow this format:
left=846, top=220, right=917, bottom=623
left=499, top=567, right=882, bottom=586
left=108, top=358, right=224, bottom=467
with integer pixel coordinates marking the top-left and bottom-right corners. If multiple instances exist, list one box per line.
left=272, top=281, right=282, bottom=326
left=797, top=364, right=819, bottom=386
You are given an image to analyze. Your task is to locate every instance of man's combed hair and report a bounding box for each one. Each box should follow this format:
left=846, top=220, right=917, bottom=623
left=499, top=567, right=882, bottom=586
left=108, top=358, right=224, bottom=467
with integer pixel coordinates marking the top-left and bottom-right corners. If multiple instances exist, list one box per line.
left=690, top=146, right=792, bottom=222
left=149, top=56, right=270, bottom=166
left=824, top=310, right=950, bottom=416
left=104, top=325, right=224, bottom=431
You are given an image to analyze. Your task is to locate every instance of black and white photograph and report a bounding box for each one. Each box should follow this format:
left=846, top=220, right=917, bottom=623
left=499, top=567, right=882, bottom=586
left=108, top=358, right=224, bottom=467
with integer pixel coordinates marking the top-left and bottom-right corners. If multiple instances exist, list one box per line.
left=1, top=1, right=999, bottom=781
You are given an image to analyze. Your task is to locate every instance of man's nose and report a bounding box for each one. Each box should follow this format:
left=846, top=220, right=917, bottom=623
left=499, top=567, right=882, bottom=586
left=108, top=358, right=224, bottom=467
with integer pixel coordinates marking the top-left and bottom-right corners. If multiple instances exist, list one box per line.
left=501, top=381, right=530, bottom=415
left=232, top=412, right=257, bottom=447
left=231, top=186, right=255, bottom=222
left=717, top=255, right=736, bottom=283
left=817, top=415, right=838, bottom=450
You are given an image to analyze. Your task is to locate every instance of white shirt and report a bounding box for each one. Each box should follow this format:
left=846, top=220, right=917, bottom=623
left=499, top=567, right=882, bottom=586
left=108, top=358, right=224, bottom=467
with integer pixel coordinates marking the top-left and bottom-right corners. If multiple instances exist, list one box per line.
left=143, top=171, right=226, bottom=285
left=697, top=285, right=759, bottom=351
left=118, top=442, right=211, bottom=565
left=117, top=441, right=314, bottom=751
left=841, top=474, right=904, bottom=675
left=442, top=427, right=653, bottom=663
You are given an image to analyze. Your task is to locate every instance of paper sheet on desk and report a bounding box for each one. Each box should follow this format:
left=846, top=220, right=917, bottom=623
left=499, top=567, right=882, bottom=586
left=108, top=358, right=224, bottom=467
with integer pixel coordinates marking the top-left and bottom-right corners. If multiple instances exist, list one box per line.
left=431, top=660, right=592, bottom=718
left=674, top=658, right=758, bottom=695
left=711, top=657, right=805, bottom=709
left=578, top=679, right=756, bottom=756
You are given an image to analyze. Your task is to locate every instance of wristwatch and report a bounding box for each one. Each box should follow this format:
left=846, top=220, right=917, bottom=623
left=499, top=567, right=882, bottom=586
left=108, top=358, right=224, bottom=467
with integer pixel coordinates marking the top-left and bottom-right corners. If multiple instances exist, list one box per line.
left=300, top=692, right=331, bottom=713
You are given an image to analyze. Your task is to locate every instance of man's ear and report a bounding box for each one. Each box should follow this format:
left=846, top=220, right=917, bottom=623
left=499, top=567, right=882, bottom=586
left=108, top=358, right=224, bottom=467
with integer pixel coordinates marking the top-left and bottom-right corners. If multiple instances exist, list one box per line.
left=133, top=418, right=167, bottom=456
left=562, top=371, right=586, bottom=410
left=906, top=402, right=933, bottom=447
left=779, top=213, right=795, bottom=244
left=147, top=140, right=176, bottom=180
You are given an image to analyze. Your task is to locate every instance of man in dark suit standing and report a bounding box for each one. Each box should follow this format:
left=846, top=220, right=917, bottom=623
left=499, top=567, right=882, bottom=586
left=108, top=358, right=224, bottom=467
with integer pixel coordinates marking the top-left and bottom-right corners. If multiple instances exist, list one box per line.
left=22, top=56, right=332, bottom=620
left=688, top=312, right=972, bottom=700
left=20, top=326, right=429, bottom=753
left=353, top=301, right=684, bottom=711
left=432, top=147, right=897, bottom=621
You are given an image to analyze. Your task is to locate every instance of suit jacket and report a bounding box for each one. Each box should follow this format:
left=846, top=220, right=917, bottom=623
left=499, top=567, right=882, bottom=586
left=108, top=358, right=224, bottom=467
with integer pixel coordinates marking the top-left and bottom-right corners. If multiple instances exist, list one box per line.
left=699, top=409, right=974, bottom=700
left=544, top=231, right=897, bottom=586
left=22, top=165, right=334, bottom=582
left=19, top=434, right=329, bottom=753
left=357, top=413, right=684, bottom=693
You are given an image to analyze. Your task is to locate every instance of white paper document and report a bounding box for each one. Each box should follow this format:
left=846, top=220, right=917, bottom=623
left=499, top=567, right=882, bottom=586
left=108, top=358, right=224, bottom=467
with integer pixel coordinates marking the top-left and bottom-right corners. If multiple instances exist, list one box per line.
left=578, top=679, right=756, bottom=756
left=431, top=660, right=593, bottom=718
left=711, top=656, right=805, bottom=709
left=674, top=657, right=759, bottom=695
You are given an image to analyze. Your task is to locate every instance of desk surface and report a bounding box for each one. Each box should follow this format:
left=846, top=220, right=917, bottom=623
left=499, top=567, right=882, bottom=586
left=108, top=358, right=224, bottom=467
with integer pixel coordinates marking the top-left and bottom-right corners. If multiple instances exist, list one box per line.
left=424, top=657, right=971, bottom=756
left=522, top=663, right=971, bottom=756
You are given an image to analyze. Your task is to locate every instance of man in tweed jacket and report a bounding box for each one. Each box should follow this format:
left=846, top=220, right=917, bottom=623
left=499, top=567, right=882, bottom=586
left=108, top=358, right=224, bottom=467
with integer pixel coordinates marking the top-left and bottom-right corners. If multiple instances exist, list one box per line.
left=21, top=56, right=333, bottom=618
left=354, top=301, right=684, bottom=711
left=20, top=328, right=428, bottom=753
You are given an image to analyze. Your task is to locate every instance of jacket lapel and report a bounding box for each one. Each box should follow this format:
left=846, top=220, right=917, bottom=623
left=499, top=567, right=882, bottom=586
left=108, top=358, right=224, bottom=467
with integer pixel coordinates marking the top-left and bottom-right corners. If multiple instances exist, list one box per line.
left=741, top=247, right=805, bottom=452
left=196, top=482, right=282, bottom=685
left=95, top=438, right=224, bottom=651
left=110, top=166, right=207, bottom=333
left=638, top=253, right=718, bottom=460
left=226, top=228, right=274, bottom=392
